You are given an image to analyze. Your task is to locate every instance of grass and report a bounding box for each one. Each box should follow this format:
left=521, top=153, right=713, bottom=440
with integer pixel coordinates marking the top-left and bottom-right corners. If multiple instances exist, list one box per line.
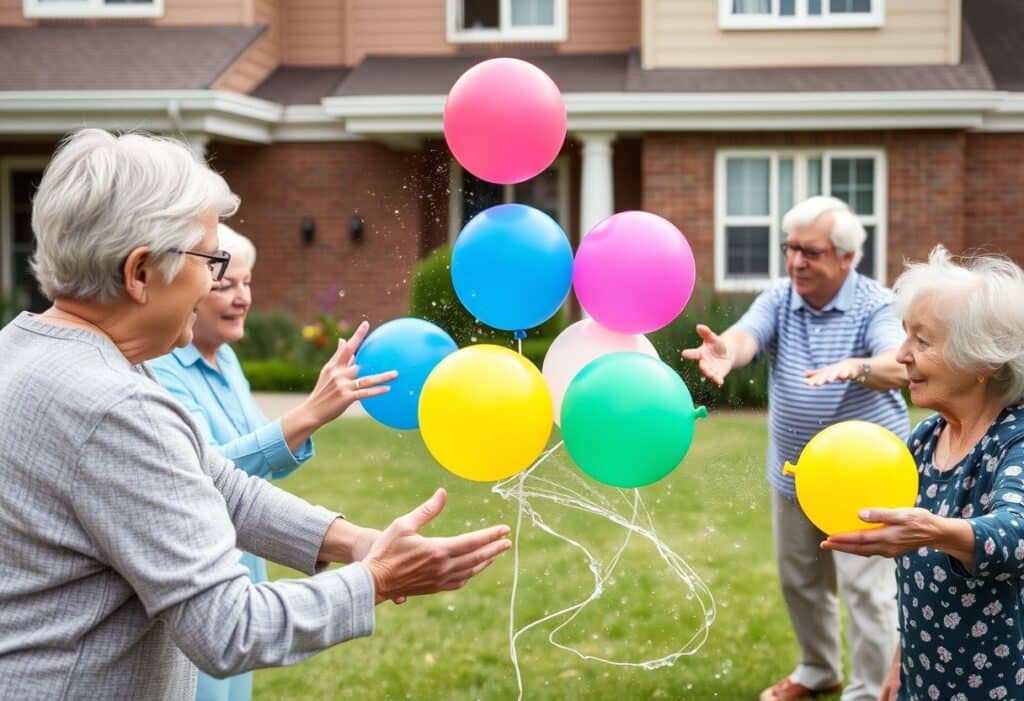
left=255, top=408, right=930, bottom=700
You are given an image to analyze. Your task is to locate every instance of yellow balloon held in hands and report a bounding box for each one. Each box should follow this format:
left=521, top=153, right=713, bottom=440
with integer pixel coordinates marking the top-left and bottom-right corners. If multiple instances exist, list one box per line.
left=783, top=420, right=918, bottom=535
left=418, top=345, right=553, bottom=482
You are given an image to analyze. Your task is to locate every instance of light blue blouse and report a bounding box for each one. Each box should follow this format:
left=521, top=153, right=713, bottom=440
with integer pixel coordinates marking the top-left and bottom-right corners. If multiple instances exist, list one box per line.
left=148, top=343, right=314, bottom=701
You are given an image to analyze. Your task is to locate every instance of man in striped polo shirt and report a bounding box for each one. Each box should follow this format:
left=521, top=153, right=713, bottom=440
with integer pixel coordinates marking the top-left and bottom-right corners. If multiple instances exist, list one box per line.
left=683, top=196, right=909, bottom=701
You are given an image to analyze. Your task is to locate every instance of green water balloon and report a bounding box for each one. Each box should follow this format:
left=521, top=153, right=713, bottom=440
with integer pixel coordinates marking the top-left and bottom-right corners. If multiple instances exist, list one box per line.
left=560, top=352, right=707, bottom=488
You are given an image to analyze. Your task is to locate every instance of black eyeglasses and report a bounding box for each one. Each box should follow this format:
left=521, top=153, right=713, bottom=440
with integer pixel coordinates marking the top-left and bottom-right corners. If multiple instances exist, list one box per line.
left=173, top=248, right=231, bottom=282
left=780, top=242, right=831, bottom=261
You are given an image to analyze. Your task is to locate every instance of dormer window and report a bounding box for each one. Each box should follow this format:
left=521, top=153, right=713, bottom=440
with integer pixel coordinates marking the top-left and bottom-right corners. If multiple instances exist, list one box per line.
left=24, top=0, right=163, bottom=19
left=447, top=0, right=567, bottom=43
left=719, top=0, right=883, bottom=30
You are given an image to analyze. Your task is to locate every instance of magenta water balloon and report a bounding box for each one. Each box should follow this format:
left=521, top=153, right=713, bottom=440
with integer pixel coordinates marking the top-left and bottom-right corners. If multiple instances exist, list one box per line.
left=443, top=58, right=567, bottom=185
left=573, top=211, right=696, bottom=334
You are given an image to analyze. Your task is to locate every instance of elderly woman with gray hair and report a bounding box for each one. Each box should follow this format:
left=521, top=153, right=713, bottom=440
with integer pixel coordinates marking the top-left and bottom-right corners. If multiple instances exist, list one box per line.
left=149, top=223, right=387, bottom=701
left=0, top=128, right=511, bottom=699
left=823, top=246, right=1024, bottom=701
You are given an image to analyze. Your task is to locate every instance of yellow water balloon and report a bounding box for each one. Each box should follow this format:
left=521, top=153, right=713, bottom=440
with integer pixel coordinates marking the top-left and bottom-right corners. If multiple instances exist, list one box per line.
left=418, top=344, right=553, bottom=482
left=783, top=420, right=918, bottom=535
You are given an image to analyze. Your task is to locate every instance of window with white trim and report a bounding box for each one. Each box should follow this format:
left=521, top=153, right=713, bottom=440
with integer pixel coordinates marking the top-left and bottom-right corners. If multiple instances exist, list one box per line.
left=715, top=149, right=886, bottom=292
left=24, top=0, right=162, bottom=19
left=719, top=0, right=883, bottom=30
left=447, top=0, right=567, bottom=43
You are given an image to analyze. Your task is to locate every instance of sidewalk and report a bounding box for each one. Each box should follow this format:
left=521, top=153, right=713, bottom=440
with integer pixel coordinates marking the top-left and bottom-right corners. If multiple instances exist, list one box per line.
left=253, top=392, right=368, bottom=420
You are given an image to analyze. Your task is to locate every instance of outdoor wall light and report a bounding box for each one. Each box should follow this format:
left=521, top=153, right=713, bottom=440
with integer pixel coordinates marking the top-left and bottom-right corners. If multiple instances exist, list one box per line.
left=350, top=214, right=365, bottom=244
left=300, top=216, right=316, bottom=245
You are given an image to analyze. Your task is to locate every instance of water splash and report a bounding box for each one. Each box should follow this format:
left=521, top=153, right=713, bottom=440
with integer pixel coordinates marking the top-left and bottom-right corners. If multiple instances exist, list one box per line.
left=492, top=444, right=716, bottom=700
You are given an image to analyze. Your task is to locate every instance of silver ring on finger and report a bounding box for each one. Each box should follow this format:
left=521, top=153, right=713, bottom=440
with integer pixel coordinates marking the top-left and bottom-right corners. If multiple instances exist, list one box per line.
left=354, top=378, right=361, bottom=390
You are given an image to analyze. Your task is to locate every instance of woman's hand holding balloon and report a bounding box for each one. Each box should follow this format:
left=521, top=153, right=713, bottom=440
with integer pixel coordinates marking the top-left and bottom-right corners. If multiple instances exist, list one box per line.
left=821, top=507, right=976, bottom=567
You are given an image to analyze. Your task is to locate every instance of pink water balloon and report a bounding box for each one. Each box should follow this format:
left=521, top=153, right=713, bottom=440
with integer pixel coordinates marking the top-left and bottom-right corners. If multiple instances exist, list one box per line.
left=573, top=211, right=697, bottom=334
left=443, top=58, right=566, bottom=185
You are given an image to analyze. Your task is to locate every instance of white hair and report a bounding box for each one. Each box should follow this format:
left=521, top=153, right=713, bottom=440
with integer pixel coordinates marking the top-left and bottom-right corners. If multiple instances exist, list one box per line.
left=892, top=245, right=1024, bottom=406
left=781, top=195, right=867, bottom=267
left=216, top=223, right=256, bottom=269
left=31, top=128, right=239, bottom=302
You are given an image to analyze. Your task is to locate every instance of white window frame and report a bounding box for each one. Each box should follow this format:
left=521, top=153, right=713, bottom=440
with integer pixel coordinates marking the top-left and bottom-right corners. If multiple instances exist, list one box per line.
left=446, top=0, right=567, bottom=44
left=714, top=148, right=887, bottom=293
left=24, top=0, right=163, bottom=19
left=1, top=157, right=49, bottom=298
left=448, top=156, right=570, bottom=243
left=718, top=0, right=883, bottom=30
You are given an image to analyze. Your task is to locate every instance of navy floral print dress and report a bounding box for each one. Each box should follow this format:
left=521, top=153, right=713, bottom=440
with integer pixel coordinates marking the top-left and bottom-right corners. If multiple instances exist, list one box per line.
left=897, top=404, right=1024, bottom=701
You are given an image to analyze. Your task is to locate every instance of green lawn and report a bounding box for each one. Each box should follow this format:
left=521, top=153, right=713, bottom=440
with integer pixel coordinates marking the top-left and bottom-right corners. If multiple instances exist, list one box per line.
left=255, top=409, right=930, bottom=700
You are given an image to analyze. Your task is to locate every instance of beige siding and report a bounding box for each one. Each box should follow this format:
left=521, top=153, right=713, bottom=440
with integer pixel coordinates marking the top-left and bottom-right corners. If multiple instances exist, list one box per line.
left=281, top=0, right=347, bottom=65
left=214, top=0, right=280, bottom=93
left=565, top=0, right=640, bottom=53
left=645, top=0, right=961, bottom=68
left=347, top=0, right=452, bottom=64
left=158, top=0, right=245, bottom=25
left=345, top=0, right=641, bottom=64
left=0, top=0, right=31, bottom=26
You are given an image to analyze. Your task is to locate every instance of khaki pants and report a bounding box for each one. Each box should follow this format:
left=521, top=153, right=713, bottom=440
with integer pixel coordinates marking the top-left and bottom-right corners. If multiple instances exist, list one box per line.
left=771, top=489, right=899, bottom=701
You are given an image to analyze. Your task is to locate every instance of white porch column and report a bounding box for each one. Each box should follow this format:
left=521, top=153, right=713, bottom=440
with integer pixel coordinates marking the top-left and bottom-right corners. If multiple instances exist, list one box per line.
left=182, top=133, right=210, bottom=162
left=575, top=131, right=616, bottom=320
left=577, top=131, right=616, bottom=239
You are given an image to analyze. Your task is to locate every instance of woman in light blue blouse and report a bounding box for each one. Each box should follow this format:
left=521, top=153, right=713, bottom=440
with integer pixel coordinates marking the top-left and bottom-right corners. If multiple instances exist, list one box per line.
left=823, top=246, right=1024, bottom=701
left=149, top=224, right=396, bottom=701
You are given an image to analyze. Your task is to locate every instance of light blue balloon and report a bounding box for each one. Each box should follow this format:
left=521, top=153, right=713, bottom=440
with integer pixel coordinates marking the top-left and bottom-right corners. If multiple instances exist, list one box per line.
left=355, top=318, right=457, bottom=430
left=451, top=203, right=574, bottom=332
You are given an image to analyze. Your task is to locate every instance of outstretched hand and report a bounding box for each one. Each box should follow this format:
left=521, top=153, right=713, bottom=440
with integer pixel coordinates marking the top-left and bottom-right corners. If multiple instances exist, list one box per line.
left=804, top=359, right=862, bottom=387
left=301, top=320, right=398, bottom=428
left=680, top=324, right=733, bottom=386
left=820, top=507, right=942, bottom=558
left=361, top=489, right=512, bottom=605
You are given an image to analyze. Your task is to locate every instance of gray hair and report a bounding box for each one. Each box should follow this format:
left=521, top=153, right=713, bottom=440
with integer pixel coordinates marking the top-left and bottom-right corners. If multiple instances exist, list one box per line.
left=892, top=245, right=1024, bottom=406
left=782, top=195, right=867, bottom=267
left=31, top=129, right=239, bottom=302
left=216, top=223, right=257, bottom=269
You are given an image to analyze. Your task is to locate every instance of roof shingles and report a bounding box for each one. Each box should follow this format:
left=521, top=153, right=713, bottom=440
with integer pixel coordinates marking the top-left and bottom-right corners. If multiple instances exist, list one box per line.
left=0, top=26, right=266, bottom=91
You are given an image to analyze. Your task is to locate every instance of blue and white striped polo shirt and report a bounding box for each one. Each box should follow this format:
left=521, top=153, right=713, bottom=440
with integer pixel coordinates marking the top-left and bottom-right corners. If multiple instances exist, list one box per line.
left=734, top=271, right=909, bottom=499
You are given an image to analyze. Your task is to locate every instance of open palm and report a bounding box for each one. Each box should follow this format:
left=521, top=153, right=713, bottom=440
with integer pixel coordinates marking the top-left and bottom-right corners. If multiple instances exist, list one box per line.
left=680, top=324, right=733, bottom=386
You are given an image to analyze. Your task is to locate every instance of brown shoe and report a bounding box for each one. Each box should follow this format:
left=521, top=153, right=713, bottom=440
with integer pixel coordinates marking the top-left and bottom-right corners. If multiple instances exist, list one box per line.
left=759, top=677, right=843, bottom=701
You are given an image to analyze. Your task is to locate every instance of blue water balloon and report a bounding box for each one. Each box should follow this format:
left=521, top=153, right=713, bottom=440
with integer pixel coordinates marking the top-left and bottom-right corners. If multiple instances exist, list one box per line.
left=355, top=318, right=458, bottom=430
left=451, top=203, right=573, bottom=332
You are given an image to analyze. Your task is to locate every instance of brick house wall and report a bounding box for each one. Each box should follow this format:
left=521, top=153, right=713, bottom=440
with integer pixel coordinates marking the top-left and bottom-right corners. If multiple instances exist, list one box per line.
left=643, top=129, right=972, bottom=290
left=964, top=134, right=1024, bottom=262
left=210, top=140, right=425, bottom=326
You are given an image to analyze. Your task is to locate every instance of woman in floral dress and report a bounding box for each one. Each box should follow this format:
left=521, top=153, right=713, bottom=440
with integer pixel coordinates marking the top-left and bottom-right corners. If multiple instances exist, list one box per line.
left=823, top=245, right=1024, bottom=701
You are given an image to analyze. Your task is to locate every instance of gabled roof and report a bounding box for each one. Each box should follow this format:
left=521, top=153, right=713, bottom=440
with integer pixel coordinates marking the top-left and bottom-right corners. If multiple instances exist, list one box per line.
left=0, top=25, right=265, bottom=90
left=963, top=0, right=1024, bottom=92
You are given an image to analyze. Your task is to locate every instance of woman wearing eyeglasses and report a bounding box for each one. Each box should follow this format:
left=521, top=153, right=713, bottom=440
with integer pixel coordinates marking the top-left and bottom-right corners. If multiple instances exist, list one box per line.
left=148, top=224, right=393, bottom=701
left=0, top=129, right=511, bottom=699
